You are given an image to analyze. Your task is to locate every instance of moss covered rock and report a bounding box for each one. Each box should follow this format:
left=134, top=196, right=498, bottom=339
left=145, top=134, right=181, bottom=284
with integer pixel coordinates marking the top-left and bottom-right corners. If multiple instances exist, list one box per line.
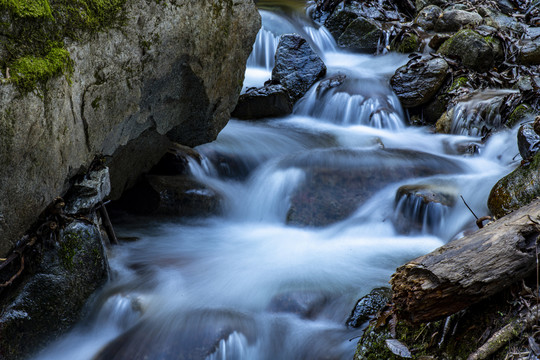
left=488, top=151, right=540, bottom=218
left=0, top=0, right=261, bottom=257
left=0, top=220, right=108, bottom=359
left=438, top=29, right=500, bottom=72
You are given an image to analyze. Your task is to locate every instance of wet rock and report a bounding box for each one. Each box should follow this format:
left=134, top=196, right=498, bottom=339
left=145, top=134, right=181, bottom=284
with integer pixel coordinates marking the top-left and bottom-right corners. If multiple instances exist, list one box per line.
left=232, top=84, right=293, bottom=120
left=94, top=310, right=256, bottom=360
left=286, top=148, right=464, bottom=227
left=337, top=17, right=384, bottom=53
left=479, top=7, right=525, bottom=32
left=324, top=7, right=361, bottom=39
left=391, top=33, right=421, bottom=53
left=415, top=5, right=443, bottom=31
left=518, top=123, right=540, bottom=160
left=0, top=220, right=108, bottom=359
left=272, top=34, right=327, bottom=102
left=428, top=33, right=451, bottom=50
left=434, top=9, right=483, bottom=32
left=535, top=116, right=540, bottom=135
left=390, top=57, right=449, bottom=108
left=518, top=39, right=540, bottom=65
left=393, top=184, right=457, bottom=234
left=438, top=29, right=501, bottom=72
left=347, top=288, right=392, bottom=328
left=488, top=152, right=540, bottom=218
left=113, top=175, right=221, bottom=217
left=150, top=144, right=201, bottom=176
left=202, top=150, right=259, bottom=181
left=268, top=291, right=328, bottom=318
left=64, top=167, right=111, bottom=215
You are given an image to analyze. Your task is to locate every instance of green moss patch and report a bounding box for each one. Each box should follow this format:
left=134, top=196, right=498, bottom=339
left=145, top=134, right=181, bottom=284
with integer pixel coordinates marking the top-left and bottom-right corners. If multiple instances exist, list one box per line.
left=1, top=0, right=127, bottom=91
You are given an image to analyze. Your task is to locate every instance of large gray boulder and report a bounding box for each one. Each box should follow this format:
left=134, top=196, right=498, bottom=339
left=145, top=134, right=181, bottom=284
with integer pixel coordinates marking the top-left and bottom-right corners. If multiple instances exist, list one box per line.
left=434, top=9, right=483, bottom=32
left=0, top=0, right=261, bottom=257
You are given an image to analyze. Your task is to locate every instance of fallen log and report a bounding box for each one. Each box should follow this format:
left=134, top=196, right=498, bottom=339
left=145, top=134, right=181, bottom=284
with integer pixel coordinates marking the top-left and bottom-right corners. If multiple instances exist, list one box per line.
left=391, top=198, right=540, bottom=324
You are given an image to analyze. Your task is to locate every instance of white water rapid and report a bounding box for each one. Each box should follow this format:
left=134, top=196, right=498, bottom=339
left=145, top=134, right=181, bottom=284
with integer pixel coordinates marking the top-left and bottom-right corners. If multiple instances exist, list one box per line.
left=33, top=3, right=520, bottom=360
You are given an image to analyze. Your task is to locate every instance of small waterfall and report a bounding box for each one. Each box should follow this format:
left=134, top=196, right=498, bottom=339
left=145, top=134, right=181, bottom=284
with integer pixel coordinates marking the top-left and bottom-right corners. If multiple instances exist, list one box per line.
left=205, top=332, right=251, bottom=360
left=247, top=27, right=280, bottom=71
left=450, top=90, right=518, bottom=136
left=295, top=78, right=405, bottom=129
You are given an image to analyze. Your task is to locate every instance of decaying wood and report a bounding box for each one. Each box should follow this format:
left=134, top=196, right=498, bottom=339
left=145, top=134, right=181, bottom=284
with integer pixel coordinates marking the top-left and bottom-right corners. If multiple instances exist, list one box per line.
left=98, top=203, right=118, bottom=246
left=391, top=198, right=540, bottom=324
left=467, top=304, right=540, bottom=360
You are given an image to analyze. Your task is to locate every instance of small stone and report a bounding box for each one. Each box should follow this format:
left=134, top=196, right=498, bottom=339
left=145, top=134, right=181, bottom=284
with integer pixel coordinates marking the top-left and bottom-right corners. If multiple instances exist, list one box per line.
left=518, top=123, right=540, bottom=160
left=534, top=116, right=540, bottom=135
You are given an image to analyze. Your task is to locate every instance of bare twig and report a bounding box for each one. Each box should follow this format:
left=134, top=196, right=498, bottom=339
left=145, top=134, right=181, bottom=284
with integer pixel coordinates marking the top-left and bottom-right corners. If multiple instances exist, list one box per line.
left=0, top=256, right=24, bottom=287
left=98, top=202, right=118, bottom=246
left=460, top=195, right=478, bottom=220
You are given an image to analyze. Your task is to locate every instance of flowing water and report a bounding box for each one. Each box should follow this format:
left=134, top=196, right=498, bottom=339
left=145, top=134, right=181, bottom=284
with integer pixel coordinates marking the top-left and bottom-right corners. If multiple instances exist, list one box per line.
left=34, top=3, right=520, bottom=360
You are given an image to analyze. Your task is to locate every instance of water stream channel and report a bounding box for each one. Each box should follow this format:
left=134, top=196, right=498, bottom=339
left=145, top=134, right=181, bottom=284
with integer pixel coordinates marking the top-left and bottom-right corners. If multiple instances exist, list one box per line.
left=34, top=2, right=520, bottom=359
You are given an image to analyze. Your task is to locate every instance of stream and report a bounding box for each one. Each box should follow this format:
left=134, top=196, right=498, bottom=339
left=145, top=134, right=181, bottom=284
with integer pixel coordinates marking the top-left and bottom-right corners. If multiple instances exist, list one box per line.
left=33, top=2, right=520, bottom=359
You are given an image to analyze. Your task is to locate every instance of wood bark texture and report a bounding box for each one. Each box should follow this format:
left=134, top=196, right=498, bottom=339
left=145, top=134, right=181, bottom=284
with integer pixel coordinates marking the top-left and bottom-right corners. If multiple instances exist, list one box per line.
left=391, top=198, right=540, bottom=324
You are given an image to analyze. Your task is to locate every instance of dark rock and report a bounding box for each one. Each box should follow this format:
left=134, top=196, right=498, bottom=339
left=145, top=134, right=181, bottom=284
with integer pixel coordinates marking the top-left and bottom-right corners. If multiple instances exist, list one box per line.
left=337, top=17, right=384, bottom=53
left=393, top=184, right=457, bottom=234
left=390, top=57, right=449, bottom=108
left=435, top=109, right=454, bottom=134
left=272, top=34, right=327, bottom=102
left=201, top=150, right=259, bottom=181
left=428, top=33, right=451, bottom=50
left=150, top=144, right=202, bottom=176
left=113, top=175, right=221, bottom=217
left=479, top=7, right=525, bottom=32
left=64, top=167, right=111, bottom=215
left=415, top=5, right=443, bottom=31
left=286, top=148, right=464, bottom=227
left=347, top=288, right=392, bottom=328
left=434, top=9, right=483, bottom=32
left=232, top=84, right=293, bottom=120
left=324, top=7, right=360, bottom=39
left=518, top=123, right=540, bottom=160
left=535, top=116, right=540, bottom=135
left=0, top=220, right=108, bottom=359
left=518, top=39, right=540, bottom=65
left=488, top=152, right=540, bottom=218
left=438, top=29, right=500, bottom=72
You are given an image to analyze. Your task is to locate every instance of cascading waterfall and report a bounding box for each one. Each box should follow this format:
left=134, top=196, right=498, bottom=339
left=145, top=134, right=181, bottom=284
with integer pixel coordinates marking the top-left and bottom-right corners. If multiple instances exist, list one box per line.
left=32, top=3, right=521, bottom=360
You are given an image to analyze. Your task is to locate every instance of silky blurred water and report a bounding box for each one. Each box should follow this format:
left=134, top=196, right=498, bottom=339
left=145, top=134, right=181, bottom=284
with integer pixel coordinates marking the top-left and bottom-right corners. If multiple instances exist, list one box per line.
left=33, top=3, right=520, bottom=360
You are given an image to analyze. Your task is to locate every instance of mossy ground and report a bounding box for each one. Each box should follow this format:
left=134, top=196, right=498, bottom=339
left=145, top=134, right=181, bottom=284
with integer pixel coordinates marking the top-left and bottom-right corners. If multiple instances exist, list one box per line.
left=0, top=0, right=127, bottom=91
left=356, top=280, right=537, bottom=359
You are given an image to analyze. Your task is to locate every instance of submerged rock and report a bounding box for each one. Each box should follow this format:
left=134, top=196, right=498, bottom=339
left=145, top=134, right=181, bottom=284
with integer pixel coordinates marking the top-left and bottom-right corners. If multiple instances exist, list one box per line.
left=272, top=34, right=327, bottom=102
left=488, top=152, right=540, bottom=218
left=268, top=291, right=329, bottom=319
left=0, top=220, right=108, bottom=359
left=286, top=148, right=464, bottom=227
left=232, top=84, right=294, bottom=120
left=393, top=184, right=457, bottom=235
left=390, top=57, right=449, bottom=108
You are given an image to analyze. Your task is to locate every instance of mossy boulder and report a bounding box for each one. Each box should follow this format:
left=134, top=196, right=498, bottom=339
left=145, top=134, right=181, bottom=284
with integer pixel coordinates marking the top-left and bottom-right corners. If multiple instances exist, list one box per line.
left=337, top=17, right=384, bottom=53
left=0, top=220, right=108, bottom=359
left=391, top=33, right=421, bottom=53
left=488, top=152, right=540, bottom=218
left=438, top=29, right=501, bottom=72
left=507, top=104, right=534, bottom=128
left=0, top=0, right=261, bottom=257
left=414, top=5, right=443, bottom=30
